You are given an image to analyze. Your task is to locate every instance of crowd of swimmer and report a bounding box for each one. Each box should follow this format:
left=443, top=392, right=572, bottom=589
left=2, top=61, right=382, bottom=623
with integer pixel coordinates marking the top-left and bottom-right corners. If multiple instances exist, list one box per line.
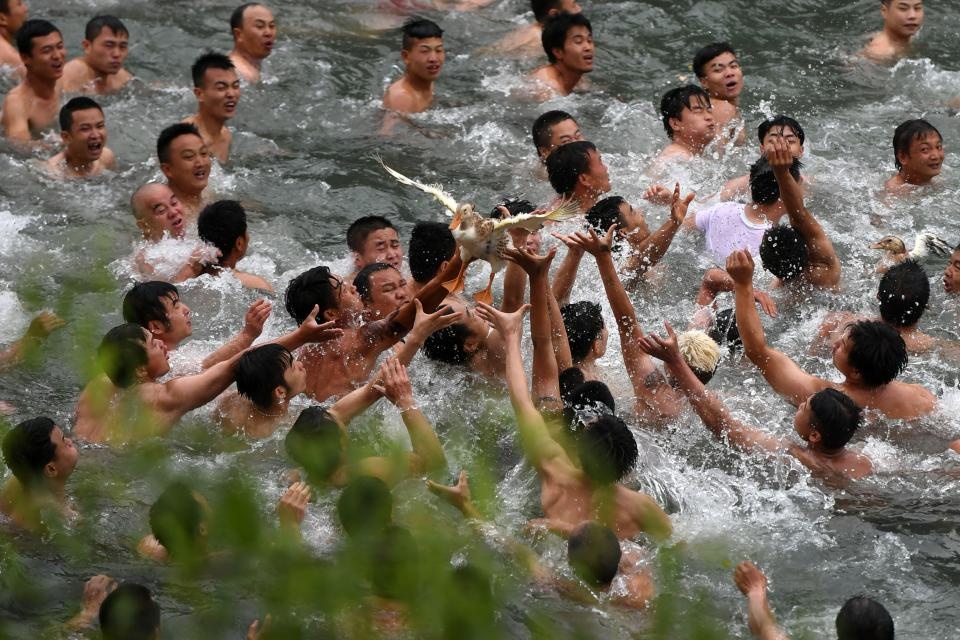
left=0, top=0, right=957, bottom=638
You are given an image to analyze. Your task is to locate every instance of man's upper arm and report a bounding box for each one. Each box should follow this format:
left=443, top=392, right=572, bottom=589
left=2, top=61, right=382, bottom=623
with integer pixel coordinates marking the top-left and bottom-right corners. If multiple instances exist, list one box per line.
left=750, top=346, right=825, bottom=405
left=1, top=95, right=30, bottom=141
left=358, top=313, right=408, bottom=355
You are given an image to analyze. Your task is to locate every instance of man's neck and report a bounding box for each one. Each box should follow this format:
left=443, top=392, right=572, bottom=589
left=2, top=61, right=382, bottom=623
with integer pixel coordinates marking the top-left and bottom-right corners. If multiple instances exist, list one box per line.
left=745, top=202, right=781, bottom=224
left=0, top=27, right=13, bottom=44
left=195, top=108, right=227, bottom=138
left=677, top=134, right=708, bottom=157
left=25, top=71, right=58, bottom=99
left=169, top=184, right=204, bottom=209
left=230, top=46, right=263, bottom=72
left=551, top=61, right=584, bottom=95
left=63, top=150, right=96, bottom=176
left=899, top=169, right=931, bottom=186
left=572, top=188, right=600, bottom=212
left=883, top=25, right=913, bottom=50
left=403, top=72, right=434, bottom=95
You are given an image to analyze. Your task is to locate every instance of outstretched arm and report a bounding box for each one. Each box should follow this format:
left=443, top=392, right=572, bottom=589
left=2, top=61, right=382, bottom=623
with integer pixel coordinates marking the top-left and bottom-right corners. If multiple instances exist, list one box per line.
left=551, top=242, right=584, bottom=306
left=201, top=299, right=271, bottom=370
left=695, top=269, right=778, bottom=318
left=734, top=562, right=791, bottom=640
left=624, top=184, right=694, bottom=275
left=394, top=300, right=465, bottom=366
left=0, top=311, right=65, bottom=372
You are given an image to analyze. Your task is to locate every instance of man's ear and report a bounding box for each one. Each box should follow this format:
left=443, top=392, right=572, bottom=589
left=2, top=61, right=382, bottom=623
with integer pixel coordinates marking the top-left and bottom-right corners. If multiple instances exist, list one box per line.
left=43, top=461, right=59, bottom=479
left=808, top=427, right=822, bottom=446
left=323, top=307, right=339, bottom=323
left=146, top=319, right=166, bottom=336
left=273, top=385, right=287, bottom=404
left=134, top=363, right=150, bottom=383
left=60, top=130, right=70, bottom=145
left=234, top=233, right=248, bottom=258
left=160, top=162, right=173, bottom=180
left=463, top=334, right=482, bottom=356
left=400, top=48, right=410, bottom=65
left=353, top=253, right=363, bottom=270
left=81, top=39, right=92, bottom=56
left=193, top=86, right=203, bottom=101
left=895, top=149, right=909, bottom=169
left=669, top=116, right=682, bottom=136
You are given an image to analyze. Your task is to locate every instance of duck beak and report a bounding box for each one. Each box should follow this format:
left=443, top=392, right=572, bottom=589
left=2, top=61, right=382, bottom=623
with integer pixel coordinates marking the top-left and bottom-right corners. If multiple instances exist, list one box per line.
left=869, top=241, right=883, bottom=250
left=449, top=210, right=463, bottom=230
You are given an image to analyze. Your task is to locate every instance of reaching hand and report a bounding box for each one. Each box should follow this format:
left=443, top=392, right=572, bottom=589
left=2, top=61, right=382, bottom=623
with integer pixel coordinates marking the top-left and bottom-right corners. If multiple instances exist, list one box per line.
left=26, top=311, right=65, bottom=340
left=81, top=574, right=117, bottom=615
left=753, top=291, right=778, bottom=317
left=525, top=231, right=543, bottom=254
left=372, top=357, right=415, bottom=410
left=501, top=245, right=557, bottom=276
left=733, top=561, right=769, bottom=597
left=764, top=137, right=794, bottom=173
left=726, top=250, right=756, bottom=286
left=550, top=231, right=585, bottom=255
left=475, top=301, right=528, bottom=339
left=410, top=299, right=464, bottom=338
left=297, top=305, right=344, bottom=343
left=243, top=299, right=272, bottom=338
left=426, top=469, right=472, bottom=511
left=637, top=321, right=683, bottom=365
left=670, top=182, right=696, bottom=226
left=557, top=225, right=615, bottom=257
left=277, top=481, right=311, bottom=527
left=643, top=183, right=673, bottom=206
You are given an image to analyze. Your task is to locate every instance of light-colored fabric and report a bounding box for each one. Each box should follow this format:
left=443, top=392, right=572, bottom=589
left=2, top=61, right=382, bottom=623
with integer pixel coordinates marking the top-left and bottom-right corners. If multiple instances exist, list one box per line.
left=695, top=201, right=771, bottom=265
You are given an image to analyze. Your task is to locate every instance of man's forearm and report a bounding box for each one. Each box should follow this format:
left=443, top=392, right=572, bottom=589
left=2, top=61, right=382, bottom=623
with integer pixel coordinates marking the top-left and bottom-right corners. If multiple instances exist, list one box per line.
left=202, top=330, right=256, bottom=370
left=625, top=218, right=681, bottom=274
left=733, top=283, right=768, bottom=362
left=551, top=248, right=583, bottom=305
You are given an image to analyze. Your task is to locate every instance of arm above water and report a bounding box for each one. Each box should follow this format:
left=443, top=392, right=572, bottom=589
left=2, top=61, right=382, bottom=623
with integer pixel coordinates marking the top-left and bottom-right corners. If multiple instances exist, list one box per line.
left=624, top=183, right=694, bottom=274
left=201, top=299, right=271, bottom=370
left=734, top=562, right=791, bottom=640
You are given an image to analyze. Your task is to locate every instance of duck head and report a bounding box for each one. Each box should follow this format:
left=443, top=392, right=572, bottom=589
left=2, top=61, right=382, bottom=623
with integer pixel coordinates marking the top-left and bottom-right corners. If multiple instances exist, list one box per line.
left=450, top=204, right=480, bottom=230
left=870, top=235, right=907, bottom=255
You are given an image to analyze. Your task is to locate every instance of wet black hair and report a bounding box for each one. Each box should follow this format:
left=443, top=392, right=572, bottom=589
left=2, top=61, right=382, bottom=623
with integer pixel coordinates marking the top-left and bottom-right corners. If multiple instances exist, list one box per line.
left=230, top=3, right=263, bottom=31
left=757, top=115, right=805, bottom=147
left=423, top=323, right=474, bottom=365
left=371, top=525, right=419, bottom=601
left=562, top=380, right=616, bottom=433
left=809, top=388, right=862, bottom=450
left=692, top=42, right=736, bottom=78
left=337, top=475, right=393, bottom=539
left=560, top=301, right=604, bottom=363
left=97, top=323, right=148, bottom=389
left=490, top=196, right=535, bottom=219
left=759, top=225, right=808, bottom=281
left=198, top=200, right=247, bottom=264
left=836, top=595, right=894, bottom=640
left=149, top=481, right=205, bottom=553
left=85, top=15, right=128, bottom=41
left=846, top=320, right=908, bottom=387
left=409, top=221, right=456, bottom=284
left=568, top=522, right=621, bottom=587
left=531, top=0, right=568, bottom=23
left=1, top=417, right=57, bottom=488
left=15, top=19, right=60, bottom=56
left=660, top=85, right=711, bottom=140
left=235, top=344, right=293, bottom=410
left=156, top=122, right=202, bottom=164
left=191, top=51, right=235, bottom=87
left=893, top=119, right=942, bottom=171
left=585, top=196, right=627, bottom=234
left=285, top=407, right=344, bottom=481
left=878, top=260, right=929, bottom=328
left=578, top=414, right=638, bottom=484
left=546, top=140, right=597, bottom=197
left=558, top=366, right=586, bottom=400
left=401, top=17, right=443, bottom=50
left=532, top=109, right=578, bottom=156
left=709, top=308, right=742, bottom=352
left=541, top=12, right=591, bottom=63
left=58, top=97, right=103, bottom=132
left=354, top=262, right=396, bottom=302
left=99, top=583, right=161, bottom=640
left=749, top=156, right=802, bottom=205
left=123, top=281, right=179, bottom=330
left=285, top=265, right=340, bottom=324
left=347, top=215, right=397, bottom=253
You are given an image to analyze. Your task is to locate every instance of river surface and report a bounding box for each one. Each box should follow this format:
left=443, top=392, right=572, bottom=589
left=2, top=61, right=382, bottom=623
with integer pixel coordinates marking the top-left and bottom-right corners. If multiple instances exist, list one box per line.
left=2, top=0, right=960, bottom=638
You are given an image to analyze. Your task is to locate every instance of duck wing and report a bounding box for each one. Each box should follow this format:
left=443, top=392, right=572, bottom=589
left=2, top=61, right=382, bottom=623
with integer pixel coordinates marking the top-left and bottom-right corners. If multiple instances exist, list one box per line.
left=910, top=233, right=952, bottom=260
left=491, top=199, right=580, bottom=232
left=375, top=155, right=460, bottom=216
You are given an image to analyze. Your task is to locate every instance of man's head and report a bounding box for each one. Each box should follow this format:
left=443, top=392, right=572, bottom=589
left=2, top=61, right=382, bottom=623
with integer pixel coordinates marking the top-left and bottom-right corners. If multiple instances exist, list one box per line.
left=944, top=246, right=960, bottom=295
left=97, top=324, right=170, bottom=387
left=0, top=0, right=28, bottom=38
left=750, top=156, right=802, bottom=205
left=58, top=97, right=107, bottom=164
left=1, top=417, right=78, bottom=490
left=794, top=388, right=862, bottom=451
left=191, top=52, right=240, bottom=122
left=531, top=0, right=583, bottom=24
left=156, top=123, right=210, bottom=197
left=16, top=19, right=64, bottom=79
left=585, top=196, right=650, bottom=243
left=285, top=407, right=344, bottom=482
left=409, top=221, right=455, bottom=285
left=546, top=140, right=610, bottom=199
left=760, top=225, right=808, bottom=281
left=562, top=379, right=616, bottom=433
left=832, top=320, right=908, bottom=388
left=337, top=475, right=393, bottom=539
left=693, top=42, right=743, bottom=102
left=285, top=265, right=362, bottom=324
left=880, top=0, right=923, bottom=40
left=99, top=583, right=161, bottom=640
left=567, top=522, right=621, bottom=588
left=81, top=15, right=129, bottom=76
left=198, top=200, right=248, bottom=267
left=230, top=3, right=276, bottom=61
left=235, top=344, right=305, bottom=410
left=131, top=183, right=186, bottom=240
left=347, top=215, right=403, bottom=271
left=678, top=330, right=721, bottom=385
left=660, top=85, right=716, bottom=145
left=708, top=308, right=742, bottom=352
left=892, top=118, right=943, bottom=182
left=532, top=110, right=584, bottom=162
left=758, top=115, right=805, bottom=157
left=149, top=481, right=209, bottom=558
left=123, top=281, right=192, bottom=347
left=400, top=18, right=444, bottom=82
left=878, top=260, right=929, bottom=328
left=354, top=262, right=410, bottom=320
left=423, top=307, right=491, bottom=366
left=541, top=12, right=593, bottom=69
left=836, top=595, right=894, bottom=640
left=577, top=414, right=638, bottom=484
left=560, top=301, right=606, bottom=364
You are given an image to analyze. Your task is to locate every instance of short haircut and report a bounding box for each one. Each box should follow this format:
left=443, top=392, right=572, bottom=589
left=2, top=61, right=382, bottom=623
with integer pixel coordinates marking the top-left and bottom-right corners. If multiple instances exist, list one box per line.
left=563, top=380, right=616, bottom=433
left=149, top=481, right=205, bottom=552
left=235, top=344, right=293, bottom=410
left=759, top=225, right=807, bottom=281
left=560, top=301, right=604, bottom=363
left=546, top=140, right=597, bottom=197
left=99, top=583, right=161, bottom=640
left=660, top=85, right=711, bottom=140
left=692, top=42, right=736, bottom=79
left=337, top=475, right=393, bottom=539
left=541, top=12, right=591, bottom=63
left=285, top=407, right=344, bottom=481
left=354, top=262, right=395, bottom=302
left=409, top=221, right=456, bottom=284
left=577, top=414, right=638, bottom=484
left=567, top=522, right=621, bottom=587
left=401, top=17, right=443, bottom=50
left=586, top=196, right=627, bottom=234
left=59, top=97, right=103, bottom=132
left=532, top=109, right=577, bottom=155
left=749, top=156, right=802, bottom=205
left=97, top=323, right=148, bottom=388
left=846, top=320, right=908, bottom=387
left=678, top=330, right=720, bottom=385
left=285, top=265, right=340, bottom=324
left=122, top=281, right=178, bottom=329
left=156, top=123, right=202, bottom=164
left=490, top=196, right=535, bottom=219
left=16, top=19, right=61, bottom=56
left=191, top=51, right=235, bottom=88
left=346, top=215, right=396, bottom=253
left=197, top=200, right=247, bottom=264
left=85, top=15, right=128, bottom=41
left=558, top=366, right=586, bottom=401
left=708, top=308, right=742, bottom=351
left=892, top=119, right=942, bottom=171
left=809, top=388, right=862, bottom=450
left=1, top=417, right=56, bottom=488
left=423, top=323, right=473, bottom=365
left=531, top=0, right=567, bottom=23
left=836, top=596, right=894, bottom=640
left=757, top=115, right=805, bottom=147
left=230, top=3, right=262, bottom=31
left=878, top=260, right=929, bottom=328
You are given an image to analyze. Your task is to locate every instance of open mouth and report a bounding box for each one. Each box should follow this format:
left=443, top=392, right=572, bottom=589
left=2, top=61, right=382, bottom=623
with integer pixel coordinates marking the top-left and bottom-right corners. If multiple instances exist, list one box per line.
left=426, top=65, right=441, bottom=74
left=264, top=39, right=275, bottom=50
left=224, top=101, right=237, bottom=113
left=87, top=141, right=103, bottom=154
left=194, top=168, right=208, bottom=181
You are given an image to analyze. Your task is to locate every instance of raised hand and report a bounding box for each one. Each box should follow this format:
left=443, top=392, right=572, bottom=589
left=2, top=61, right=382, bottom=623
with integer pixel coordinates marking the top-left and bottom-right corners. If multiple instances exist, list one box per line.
left=637, top=321, right=683, bottom=365
left=764, top=136, right=794, bottom=172
left=501, top=245, right=557, bottom=276
left=733, top=561, right=769, bottom=596
left=426, top=469, right=472, bottom=511
left=753, top=290, right=778, bottom=317
left=243, top=299, right=272, bottom=338
left=554, top=225, right=615, bottom=257
left=296, top=305, right=344, bottom=343
left=643, top=183, right=673, bottom=206
left=670, top=182, right=696, bottom=226
left=26, top=311, right=66, bottom=340
left=475, top=301, right=529, bottom=339
left=82, top=574, right=117, bottom=615
left=410, top=299, right=464, bottom=337
left=371, top=357, right=415, bottom=410
left=277, top=481, right=311, bottom=527
left=550, top=231, right=585, bottom=255
left=726, top=250, right=756, bottom=286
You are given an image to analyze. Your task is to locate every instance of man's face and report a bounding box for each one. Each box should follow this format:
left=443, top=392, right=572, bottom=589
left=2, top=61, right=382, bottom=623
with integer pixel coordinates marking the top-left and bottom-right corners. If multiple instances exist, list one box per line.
left=83, top=27, right=128, bottom=75
left=138, top=184, right=186, bottom=239
left=761, top=126, right=803, bottom=158
left=616, top=201, right=650, bottom=239
left=2, top=0, right=28, bottom=34
left=557, top=0, right=582, bottom=14
left=159, top=293, right=192, bottom=345
left=161, top=134, right=211, bottom=196
left=356, top=228, right=403, bottom=270
left=401, top=37, right=444, bottom=82
left=364, top=268, right=410, bottom=319
left=554, top=25, right=593, bottom=73
left=539, top=118, right=583, bottom=160
left=581, top=149, right=611, bottom=194
left=196, top=68, right=241, bottom=121
left=48, top=425, right=79, bottom=479
left=142, top=328, right=171, bottom=380
left=699, top=51, right=743, bottom=101
left=24, top=31, right=65, bottom=80
left=943, top=250, right=960, bottom=294
left=330, top=275, right=364, bottom=318
left=282, top=358, right=307, bottom=399
left=898, top=131, right=943, bottom=181
left=674, top=96, right=717, bottom=146
left=793, top=397, right=816, bottom=441
left=235, top=4, right=276, bottom=60
left=882, top=0, right=924, bottom=38
left=62, top=108, right=106, bottom=163
left=831, top=326, right=857, bottom=379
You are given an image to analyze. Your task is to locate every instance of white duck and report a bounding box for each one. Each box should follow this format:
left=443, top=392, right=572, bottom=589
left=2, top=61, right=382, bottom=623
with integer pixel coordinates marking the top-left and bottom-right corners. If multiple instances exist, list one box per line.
left=870, top=233, right=952, bottom=271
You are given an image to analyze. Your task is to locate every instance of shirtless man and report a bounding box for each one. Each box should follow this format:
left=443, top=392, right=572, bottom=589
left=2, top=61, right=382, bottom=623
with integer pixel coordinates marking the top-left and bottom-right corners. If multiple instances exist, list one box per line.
left=44, top=97, right=116, bottom=178
left=531, top=109, right=584, bottom=164
left=61, top=15, right=132, bottom=95
left=197, top=199, right=273, bottom=292
left=1, top=19, right=64, bottom=142
left=729, top=249, right=936, bottom=420
left=862, top=0, right=924, bottom=64
left=545, top=140, right=610, bottom=212
left=529, top=12, right=593, bottom=98
left=228, top=3, right=276, bottom=84
left=183, top=52, right=240, bottom=164
left=157, top=123, right=211, bottom=220
left=0, top=0, right=28, bottom=71
left=693, top=42, right=744, bottom=145
left=130, top=183, right=187, bottom=241
left=216, top=343, right=305, bottom=438
left=489, top=0, right=582, bottom=57
left=652, top=85, right=717, bottom=165
left=884, top=118, right=943, bottom=195
left=382, top=18, right=444, bottom=115
left=354, top=263, right=410, bottom=321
